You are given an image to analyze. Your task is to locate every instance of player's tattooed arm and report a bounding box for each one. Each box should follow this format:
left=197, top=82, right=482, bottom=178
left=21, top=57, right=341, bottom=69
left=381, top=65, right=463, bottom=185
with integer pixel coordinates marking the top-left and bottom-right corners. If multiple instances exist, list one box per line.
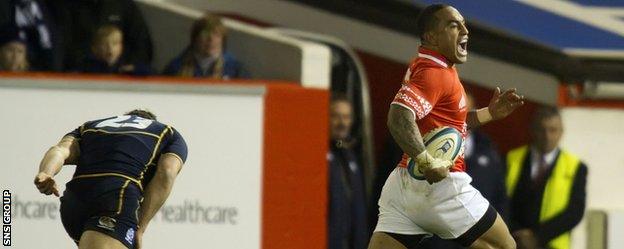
left=137, top=153, right=183, bottom=234
left=34, top=135, right=80, bottom=196
left=388, top=104, right=451, bottom=183
left=387, top=104, right=426, bottom=159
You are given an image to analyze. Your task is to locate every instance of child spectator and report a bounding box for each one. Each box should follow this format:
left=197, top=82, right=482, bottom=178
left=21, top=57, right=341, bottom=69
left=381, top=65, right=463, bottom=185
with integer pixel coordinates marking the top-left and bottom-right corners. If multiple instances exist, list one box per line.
left=0, top=31, right=29, bottom=72
left=46, top=0, right=153, bottom=71
left=77, top=25, right=150, bottom=76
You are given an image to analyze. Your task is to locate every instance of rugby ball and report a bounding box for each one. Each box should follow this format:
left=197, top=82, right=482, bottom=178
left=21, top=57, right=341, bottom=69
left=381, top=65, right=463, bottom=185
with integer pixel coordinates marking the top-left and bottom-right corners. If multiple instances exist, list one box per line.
left=407, top=126, right=463, bottom=180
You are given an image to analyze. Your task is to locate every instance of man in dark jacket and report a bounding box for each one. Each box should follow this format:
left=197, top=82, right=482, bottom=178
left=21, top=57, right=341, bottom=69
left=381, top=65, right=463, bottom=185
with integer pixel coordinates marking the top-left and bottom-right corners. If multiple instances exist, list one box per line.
left=465, top=131, right=508, bottom=217
left=328, top=95, right=368, bottom=249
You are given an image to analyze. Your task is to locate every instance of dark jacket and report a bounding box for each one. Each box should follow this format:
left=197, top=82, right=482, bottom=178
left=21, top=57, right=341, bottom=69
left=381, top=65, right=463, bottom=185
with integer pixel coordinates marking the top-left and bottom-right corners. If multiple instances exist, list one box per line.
left=465, top=131, right=508, bottom=217
left=506, top=148, right=587, bottom=247
left=162, top=49, right=246, bottom=79
left=328, top=140, right=368, bottom=249
left=45, top=0, right=153, bottom=70
left=77, top=54, right=151, bottom=76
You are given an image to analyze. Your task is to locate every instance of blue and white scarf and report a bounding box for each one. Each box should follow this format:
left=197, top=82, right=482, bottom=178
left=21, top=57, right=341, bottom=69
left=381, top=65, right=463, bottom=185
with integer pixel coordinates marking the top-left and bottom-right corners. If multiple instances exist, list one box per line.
left=13, top=0, right=51, bottom=49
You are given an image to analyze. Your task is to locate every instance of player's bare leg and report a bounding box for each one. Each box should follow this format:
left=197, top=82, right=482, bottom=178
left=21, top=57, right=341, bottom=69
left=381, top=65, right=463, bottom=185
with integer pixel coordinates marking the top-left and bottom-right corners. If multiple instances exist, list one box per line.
left=367, top=232, right=407, bottom=249
left=468, top=213, right=516, bottom=249
left=78, top=230, right=127, bottom=249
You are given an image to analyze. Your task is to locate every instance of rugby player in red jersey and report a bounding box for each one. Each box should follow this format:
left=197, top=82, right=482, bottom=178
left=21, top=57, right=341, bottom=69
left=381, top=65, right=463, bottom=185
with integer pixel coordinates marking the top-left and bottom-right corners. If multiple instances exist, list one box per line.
left=368, top=4, right=524, bottom=249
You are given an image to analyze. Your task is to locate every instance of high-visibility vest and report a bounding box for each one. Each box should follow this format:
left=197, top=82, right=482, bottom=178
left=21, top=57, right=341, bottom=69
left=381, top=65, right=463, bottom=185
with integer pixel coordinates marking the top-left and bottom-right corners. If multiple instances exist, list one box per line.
left=506, top=145, right=581, bottom=249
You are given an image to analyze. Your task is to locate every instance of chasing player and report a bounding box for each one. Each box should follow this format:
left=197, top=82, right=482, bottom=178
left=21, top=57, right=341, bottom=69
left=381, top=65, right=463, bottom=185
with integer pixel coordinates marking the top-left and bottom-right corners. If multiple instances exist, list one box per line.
left=368, top=4, right=524, bottom=249
left=34, top=110, right=187, bottom=249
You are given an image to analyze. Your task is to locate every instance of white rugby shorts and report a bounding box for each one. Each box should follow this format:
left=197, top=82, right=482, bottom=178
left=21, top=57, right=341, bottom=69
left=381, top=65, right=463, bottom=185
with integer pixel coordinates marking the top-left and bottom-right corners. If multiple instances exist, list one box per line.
left=374, top=167, right=492, bottom=239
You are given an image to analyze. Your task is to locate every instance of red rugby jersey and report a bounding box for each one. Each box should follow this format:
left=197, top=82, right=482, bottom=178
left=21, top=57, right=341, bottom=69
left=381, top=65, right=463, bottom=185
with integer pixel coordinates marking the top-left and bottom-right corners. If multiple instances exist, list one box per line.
left=391, top=47, right=468, bottom=172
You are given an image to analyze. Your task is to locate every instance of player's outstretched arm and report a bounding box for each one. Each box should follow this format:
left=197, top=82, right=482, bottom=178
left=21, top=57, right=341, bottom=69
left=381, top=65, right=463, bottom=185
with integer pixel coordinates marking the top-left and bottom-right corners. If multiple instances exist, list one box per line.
left=135, top=153, right=183, bottom=248
left=467, top=87, right=525, bottom=129
left=387, top=105, right=450, bottom=183
left=34, top=135, right=79, bottom=197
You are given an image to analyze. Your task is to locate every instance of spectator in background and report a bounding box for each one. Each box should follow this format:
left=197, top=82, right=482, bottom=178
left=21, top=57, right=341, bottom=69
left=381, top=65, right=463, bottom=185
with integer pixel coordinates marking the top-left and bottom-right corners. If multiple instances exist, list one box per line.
left=77, top=25, right=151, bottom=76
left=328, top=95, right=368, bottom=249
left=464, top=92, right=508, bottom=217
left=0, top=32, right=29, bottom=72
left=163, top=13, right=245, bottom=79
left=419, top=91, right=509, bottom=249
left=45, top=0, right=153, bottom=70
left=506, top=107, right=587, bottom=249
left=0, top=0, right=60, bottom=71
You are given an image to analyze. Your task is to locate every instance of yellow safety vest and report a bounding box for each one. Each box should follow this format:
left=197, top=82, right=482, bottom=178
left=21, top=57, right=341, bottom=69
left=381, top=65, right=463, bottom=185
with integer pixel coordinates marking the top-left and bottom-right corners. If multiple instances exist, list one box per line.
left=506, top=145, right=581, bottom=249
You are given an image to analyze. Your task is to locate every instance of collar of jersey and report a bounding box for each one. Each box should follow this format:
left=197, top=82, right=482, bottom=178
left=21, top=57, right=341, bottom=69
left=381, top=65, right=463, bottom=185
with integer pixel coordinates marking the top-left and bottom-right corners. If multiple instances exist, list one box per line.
left=418, top=47, right=450, bottom=68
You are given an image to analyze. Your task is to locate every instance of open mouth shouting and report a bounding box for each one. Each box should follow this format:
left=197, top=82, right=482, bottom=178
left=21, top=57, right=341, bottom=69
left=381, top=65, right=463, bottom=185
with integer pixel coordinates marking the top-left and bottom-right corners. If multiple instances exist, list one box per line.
left=458, top=37, right=468, bottom=56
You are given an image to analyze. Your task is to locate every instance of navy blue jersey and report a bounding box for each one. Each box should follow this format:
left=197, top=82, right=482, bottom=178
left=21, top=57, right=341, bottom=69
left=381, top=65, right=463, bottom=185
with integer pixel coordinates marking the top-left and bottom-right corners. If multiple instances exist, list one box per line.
left=66, top=115, right=188, bottom=188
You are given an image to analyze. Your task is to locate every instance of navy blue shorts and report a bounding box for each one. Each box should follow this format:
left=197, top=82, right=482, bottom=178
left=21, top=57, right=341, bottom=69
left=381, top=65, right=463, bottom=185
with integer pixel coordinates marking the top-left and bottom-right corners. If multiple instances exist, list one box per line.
left=60, top=177, right=141, bottom=249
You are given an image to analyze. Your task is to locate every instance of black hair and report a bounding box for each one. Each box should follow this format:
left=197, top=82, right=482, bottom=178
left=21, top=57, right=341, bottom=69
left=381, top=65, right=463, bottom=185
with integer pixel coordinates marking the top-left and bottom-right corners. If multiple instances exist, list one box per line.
left=331, top=92, right=350, bottom=104
left=126, top=109, right=157, bottom=120
left=531, top=106, right=560, bottom=129
left=415, top=4, right=451, bottom=43
left=0, top=25, right=25, bottom=46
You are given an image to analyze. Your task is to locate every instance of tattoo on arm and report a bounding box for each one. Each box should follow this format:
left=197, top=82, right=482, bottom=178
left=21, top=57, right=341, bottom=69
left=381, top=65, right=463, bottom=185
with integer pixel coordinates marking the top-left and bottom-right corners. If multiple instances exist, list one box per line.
left=387, top=105, right=426, bottom=159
